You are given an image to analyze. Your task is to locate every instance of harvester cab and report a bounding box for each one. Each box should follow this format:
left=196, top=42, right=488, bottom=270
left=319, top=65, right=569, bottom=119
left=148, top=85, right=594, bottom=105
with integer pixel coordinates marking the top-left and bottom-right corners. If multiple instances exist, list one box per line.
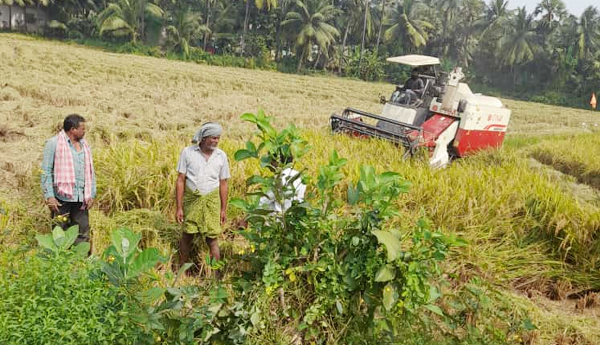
left=330, top=54, right=512, bottom=168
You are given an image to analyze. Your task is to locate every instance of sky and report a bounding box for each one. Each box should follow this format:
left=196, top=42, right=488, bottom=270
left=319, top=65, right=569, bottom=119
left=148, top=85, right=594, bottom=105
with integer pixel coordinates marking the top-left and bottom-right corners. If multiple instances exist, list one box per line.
left=508, top=0, right=596, bottom=17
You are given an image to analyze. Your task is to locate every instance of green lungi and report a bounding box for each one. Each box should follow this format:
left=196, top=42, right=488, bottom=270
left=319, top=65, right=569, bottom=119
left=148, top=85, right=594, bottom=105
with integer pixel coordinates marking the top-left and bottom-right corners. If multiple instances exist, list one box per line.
left=183, top=188, right=221, bottom=238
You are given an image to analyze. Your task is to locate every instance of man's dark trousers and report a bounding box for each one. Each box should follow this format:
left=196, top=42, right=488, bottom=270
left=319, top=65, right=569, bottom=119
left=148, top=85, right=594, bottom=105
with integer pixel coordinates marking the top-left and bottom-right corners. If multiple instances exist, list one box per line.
left=51, top=200, right=90, bottom=245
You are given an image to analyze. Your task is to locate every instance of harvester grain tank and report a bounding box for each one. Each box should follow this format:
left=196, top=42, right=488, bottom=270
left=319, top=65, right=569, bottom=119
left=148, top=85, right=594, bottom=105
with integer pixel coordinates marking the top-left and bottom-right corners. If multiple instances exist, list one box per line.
left=330, top=55, right=512, bottom=167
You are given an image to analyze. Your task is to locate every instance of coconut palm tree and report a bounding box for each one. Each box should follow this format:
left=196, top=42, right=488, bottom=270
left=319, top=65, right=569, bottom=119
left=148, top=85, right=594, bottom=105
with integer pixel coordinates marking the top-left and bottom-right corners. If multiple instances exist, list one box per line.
left=433, top=0, right=462, bottom=53
left=240, top=0, right=278, bottom=55
left=575, top=6, right=600, bottom=59
left=374, top=0, right=385, bottom=52
left=358, top=0, right=375, bottom=67
left=282, top=0, right=340, bottom=71
left=478, top=0, right=511, bottom=37
left=534, top=0, right=566, bottom=45
left=205, top=0, right=237, bottom=52
left=165, top=8, right=208, bottom=57
left=452, top=0, right=484, bottom=67
left=498, top=7, right=539, bottom=67
left=97, top=0, right=163, bottom=43
left=534, top=0, right=566, bottom=25
left=337, top=0, right=362, bottom=73
left=384, top=0, right=433, bottom=52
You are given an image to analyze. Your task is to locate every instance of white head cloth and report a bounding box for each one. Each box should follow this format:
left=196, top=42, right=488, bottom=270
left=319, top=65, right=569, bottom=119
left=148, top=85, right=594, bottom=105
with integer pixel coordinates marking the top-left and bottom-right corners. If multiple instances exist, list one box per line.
left=192, top=122, right=222, bottom=143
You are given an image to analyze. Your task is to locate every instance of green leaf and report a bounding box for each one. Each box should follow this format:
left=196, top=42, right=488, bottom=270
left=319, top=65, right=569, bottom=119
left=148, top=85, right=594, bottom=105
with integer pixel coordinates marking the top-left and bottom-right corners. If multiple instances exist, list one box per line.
left=240, top=113, right=258, bottom=123
left=522, top=318, right=537, bottom=330
left=359, top=166, right=376, bottom=188
left=36, top=233, right=57, bottom=252
left=111, top=228, right=141, bottom=258
left=259, top=155, right=273, bottom=168
left=229, top=198, right=248, bottom=211
left=379, top=171, right=401, bottom=184
left=347, top=185, right=359, bottom=205
left=234, top=149, right=255, bottom=161
left=329, top=150, right=347, bottom=166
left=372, top=230, right=402, bottom=262
left=251, top=208, right=276, bottom=215
left=245, top=141, right=257, bottom=152
left=207, top=303, right=223, bottom=317
left=382, top=283, right=398, bottom=311
left=449, top=236, right=469, bottom=247
left=52, top=226, right=66, bottom=247
left=137, top=287, right=166, bottom=304
left=73, top=242, right=90, bottom=257
left=246, top=175, right=271, bottom=187
left=428, top=286, right=441, bottom=303
left=211, top=285, right=228, bottom=301
left=351, top=236, right=360, bottom=246
left=128, top=248, right=162, bottom=279
left=424, top=304, right=444, bottom=317
left=250, top=311, right=261, bottom=327
left=335, top=300, right=343, bottom=315
left=63, top=225, right=79, bottom=249
left=357, top=180, right=368, bottom=193
left=375, top=265, right=396, bottom=282
left=175, top=262, right=194, bottom=282
left=48, top=20, right=67, bottom=30
left=330, top=149, right=339, bottom=164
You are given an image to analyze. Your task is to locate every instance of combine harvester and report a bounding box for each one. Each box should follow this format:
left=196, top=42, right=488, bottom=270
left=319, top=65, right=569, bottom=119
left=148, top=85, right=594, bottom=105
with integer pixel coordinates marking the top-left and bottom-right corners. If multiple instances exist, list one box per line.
left=330, top=55, right=512, bottom=168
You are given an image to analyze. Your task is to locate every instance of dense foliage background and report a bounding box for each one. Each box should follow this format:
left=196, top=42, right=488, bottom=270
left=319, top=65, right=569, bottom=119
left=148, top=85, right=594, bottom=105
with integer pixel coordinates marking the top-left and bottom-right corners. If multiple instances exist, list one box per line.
left=2, top=0, right=599, bottom=108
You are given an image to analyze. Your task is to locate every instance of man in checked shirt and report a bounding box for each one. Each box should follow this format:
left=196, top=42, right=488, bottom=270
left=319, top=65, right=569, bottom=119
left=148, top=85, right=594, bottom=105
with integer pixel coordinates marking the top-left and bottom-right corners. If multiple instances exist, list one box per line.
left=41, top=114, right=96, bottom=252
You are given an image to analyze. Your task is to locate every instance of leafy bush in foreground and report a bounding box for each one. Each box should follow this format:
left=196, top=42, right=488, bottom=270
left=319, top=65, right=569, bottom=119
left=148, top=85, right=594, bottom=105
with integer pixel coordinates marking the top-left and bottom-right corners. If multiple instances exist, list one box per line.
left=227, top=111, right=532, bottom=344
left=0, top=224, right=230, bottom=345
left=0, top=227, right=137, bottom=344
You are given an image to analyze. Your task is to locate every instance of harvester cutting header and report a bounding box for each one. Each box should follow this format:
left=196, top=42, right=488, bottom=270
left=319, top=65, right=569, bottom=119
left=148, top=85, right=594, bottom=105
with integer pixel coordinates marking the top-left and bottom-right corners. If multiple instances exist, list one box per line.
left=330, top=55, right=512, bottom=167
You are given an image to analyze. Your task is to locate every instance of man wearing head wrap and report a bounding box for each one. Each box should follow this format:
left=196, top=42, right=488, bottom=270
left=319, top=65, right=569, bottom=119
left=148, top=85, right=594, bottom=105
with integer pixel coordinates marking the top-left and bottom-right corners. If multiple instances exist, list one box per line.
left=176, top=122, right=230, bottom=276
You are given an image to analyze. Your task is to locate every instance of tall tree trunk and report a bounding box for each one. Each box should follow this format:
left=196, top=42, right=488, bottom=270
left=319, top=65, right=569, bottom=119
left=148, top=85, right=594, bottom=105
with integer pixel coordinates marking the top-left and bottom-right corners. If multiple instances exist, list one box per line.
left=203, top=0, right=212, bottom=50
left=297, top=46, right=305, bottom=72
left=375, top=0, right=386, bottom=53
left=8, top=6, right=12, bottom=30
left=338, top=19, right=350, bottom=74
left=240, top=0, right=250, bottom=55
left=275, top=24, right=281, bottom=61
left=461, top=27, right=470, bottom=67
left=313, top=48, right=321, bottom=69
left=23, top=6, right=27, bottom=32
left=441, top=12, right=449, bottom=55
left=358, top=0, right=369, bottom=72
left=140, top=0, right=146, bottom=43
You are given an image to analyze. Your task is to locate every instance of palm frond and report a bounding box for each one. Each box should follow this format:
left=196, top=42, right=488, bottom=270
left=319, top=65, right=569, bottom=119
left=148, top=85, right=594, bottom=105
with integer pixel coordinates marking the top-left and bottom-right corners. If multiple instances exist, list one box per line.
left=145, top=3, right=164, bottom=20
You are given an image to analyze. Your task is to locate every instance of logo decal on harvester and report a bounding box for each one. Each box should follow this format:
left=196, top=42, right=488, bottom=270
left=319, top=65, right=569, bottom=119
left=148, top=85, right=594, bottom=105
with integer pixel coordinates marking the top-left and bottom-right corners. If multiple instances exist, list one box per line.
left=488, top=114, right=503, bottom=122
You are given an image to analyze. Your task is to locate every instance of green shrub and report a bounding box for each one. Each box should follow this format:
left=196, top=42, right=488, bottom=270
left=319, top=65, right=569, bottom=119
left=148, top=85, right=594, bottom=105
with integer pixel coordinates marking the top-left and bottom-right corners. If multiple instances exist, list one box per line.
left=276, top=55, right=300, bottom=74
left=344, top=48, right=385, bottom=81
left=0, top=223, right=230, bottom=345
left=0, top=229, right=137, bottom=344
left=100, top=228, right=227, bottom=344
left=226, top=111, right=532, bottom=344
left=115, top=42, right=163, bottom=57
